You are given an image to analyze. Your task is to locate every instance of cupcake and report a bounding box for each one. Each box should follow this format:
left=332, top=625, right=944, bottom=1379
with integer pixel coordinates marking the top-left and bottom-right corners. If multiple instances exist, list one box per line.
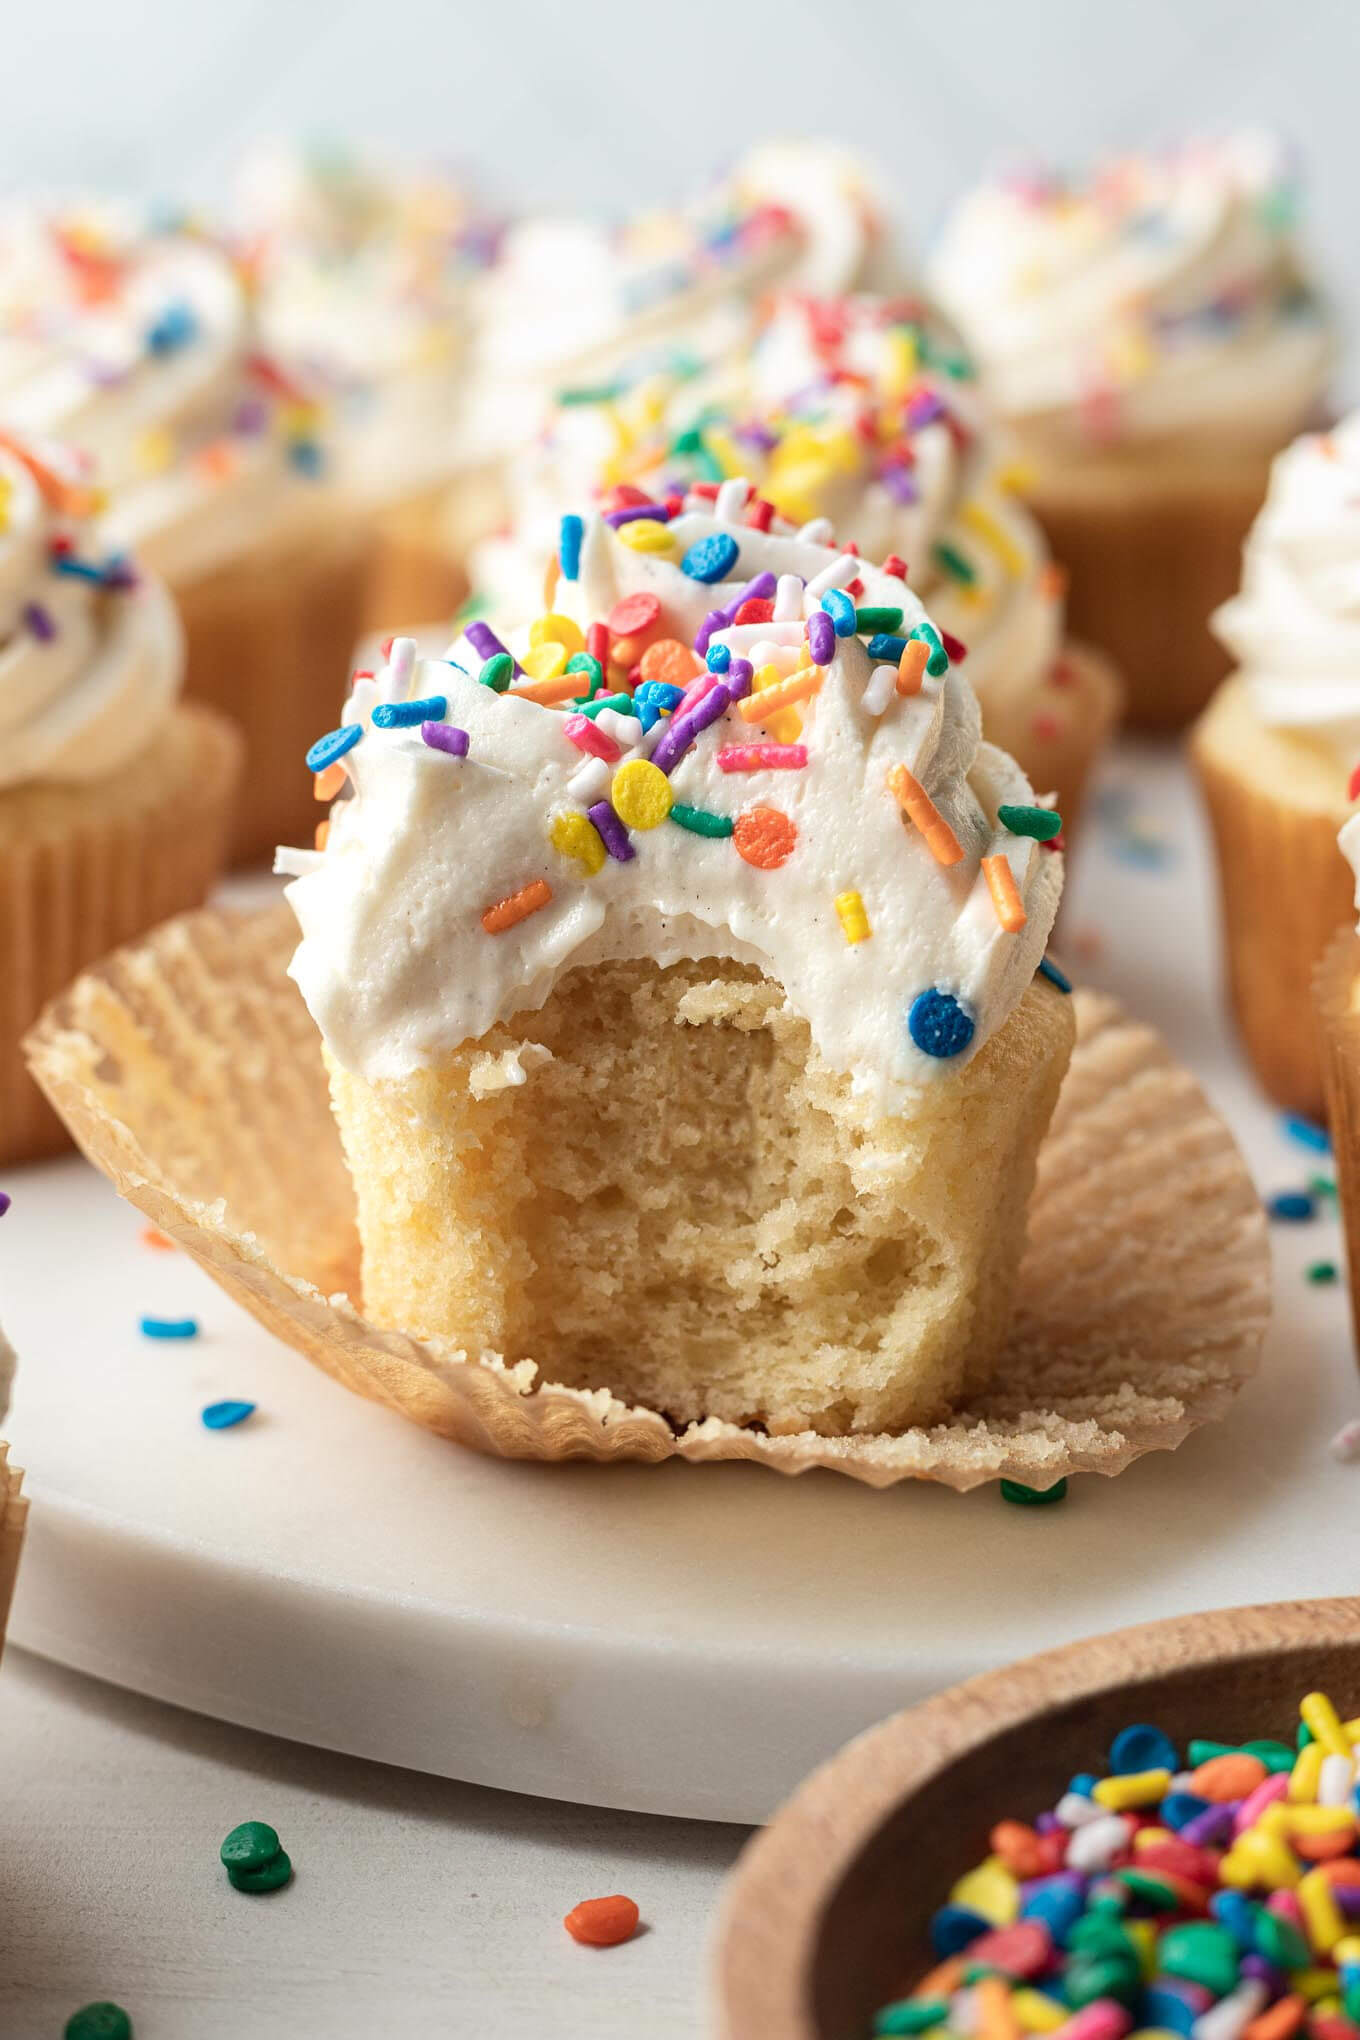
left=1317, top=818, right=1360, bottom=1343
left=929, top=133, right=1335, bottom=726
left=0, top=197, right=361, bottom=863
left=1194, top=416, right=1360, bottom=1118
left=0, top=431, right=241, bottom=1162
left=279, top=503, right=1073, bottom=1437
left=476, top=291, right=1121, bottom=835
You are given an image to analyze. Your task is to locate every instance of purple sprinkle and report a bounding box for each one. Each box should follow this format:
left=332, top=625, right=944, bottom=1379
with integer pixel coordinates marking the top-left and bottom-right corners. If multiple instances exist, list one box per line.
left=733, top=419, right=779, bottom=454
left=1336, top=1887, right=1360, bottom=1921
left=101, top=558, right=138, bottom=592
left=1180, top=1803, right=1235, bottom=1848
left=694, top=607, right=728, bottom=658
left=231, top=396, right=270, bottom=436
left=725, top=657, right=754, bottom=699
left=906, top=389, right=946, bottom=431
left=1240, top=1957, right=1285, bottom=1996
left=0, top=1191, right=10, bottom=1218
left=22, top=601, right=55, bottom=641
left=726, top=570, right=777, bottom=619
left=421, top=722, right=470, bottom=758
left=587, top=799, right=634, bottom=862
left=1031, top=1814, right=1063, bottom=1838
left=807, top=610, right=836, bottom=666
left=603, top=502, right=671, bottom=527
left=879, top=462, right=920, bottom=506
left=465, top=619, right=522, bottom=678
left=651, top=681, right=732, bottom=775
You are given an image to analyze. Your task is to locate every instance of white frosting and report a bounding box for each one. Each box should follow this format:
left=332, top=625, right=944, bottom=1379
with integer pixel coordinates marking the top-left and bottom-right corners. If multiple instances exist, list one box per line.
left=1214, top=414, right=1360, bottom=762
left=0, top=200, right=327, bottom=582
left=284, top=509, right=1063, bottom=1109
left=927, top=132, right=1333, bottom=455
left=0, top=436, right=183, bottom=790
left=723, top=142, right=901, bottom=298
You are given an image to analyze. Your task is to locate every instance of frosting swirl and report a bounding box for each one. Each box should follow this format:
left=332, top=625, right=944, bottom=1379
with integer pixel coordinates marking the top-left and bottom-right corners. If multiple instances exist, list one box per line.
left=0, top=200, right=328, bottom=583
left=0, top=432, right=182, bottom=790
left=927, top=132, right=1333, bottom=456
left=283, top=505, right=1062, bottom=1107
left=1213, top=415, right=1360, bottom=762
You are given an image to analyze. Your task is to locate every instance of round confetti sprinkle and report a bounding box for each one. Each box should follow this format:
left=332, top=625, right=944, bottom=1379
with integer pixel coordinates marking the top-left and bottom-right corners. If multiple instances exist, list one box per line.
left=908, top=989, right=975, bottom=1059
left=140, top=1316, right=197, bottom=1340
left=733, top=806, right=797, bottom=869
left=202, top=1400, right=256, bottom=1430
left=228, top=1850, right=293, bottom=1895
left=681, top=532, right=739, bottom=583
left=304, top=724, right=361, bottom=774
left=607, top=592, right=661, bottom=637
left=1000, top=1478, right=1068, bottom=1506
left=64, top=2007, right=132, bottom=2040
left=998, top=803, right=1064, bottom=842
left=478, top=652, right=513, bottom=692
left=221, top=1821, right=282, bottom=1873
left=610, top=760, right=672, bottom=831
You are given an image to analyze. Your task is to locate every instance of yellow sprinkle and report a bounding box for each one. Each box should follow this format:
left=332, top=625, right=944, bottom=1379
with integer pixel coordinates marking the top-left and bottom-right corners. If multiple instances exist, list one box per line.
left=835, top=890, right=871, bottom=944
left=883, top=328, right=918, bottom=401
left=1219, top=1832, right=1301, bottom=1889
left=1093, top=1769, right=1172, bottom=1812
left=1132, top=1829, right=1174, bottom=1852
left=522, top=641, right=568, bottom=684
left=530, top=613, right=585, bottom=657
left=1290, top=1741, right=1326, bottom=1803
left=135, top=425, right=176, bottom=476
left=616, top=518, right=677, bottom=557
left=1299, top=1868, right=1347, bottom=1953
left=610, top=759, right=672, bottom=832
left=549, top=810, right=606, bottom=877
left=1302, top=1694, right=1351, bottom=1758
left=766, top=707, right=804, bottom=744
left=701, top=425, right=745, bottom=479
left=1127, top=2031, right=1183, bottom=2040
left=995, top=459, right=1038, bottom=496
left=1334, top=1938, right=1360, bottom=1965
left=959, top=500, right=1026, bottom=579
left=1264, top=1805, right=1356, bottom=1837
left=1311, top=2001, right=1343, bottom=2022
left=1123, top=1920, right=1158, bottom=1978
left=1011, top=1991, right=1066, bottom=2034
left=948, top=1857, right=1018, bottom=1926
left=1298, top=1969, right=1346, bottom=2003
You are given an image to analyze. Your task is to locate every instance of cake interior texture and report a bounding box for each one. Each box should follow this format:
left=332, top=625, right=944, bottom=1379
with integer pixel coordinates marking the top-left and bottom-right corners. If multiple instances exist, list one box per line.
left=326, top=959, right=1074, bottom=1437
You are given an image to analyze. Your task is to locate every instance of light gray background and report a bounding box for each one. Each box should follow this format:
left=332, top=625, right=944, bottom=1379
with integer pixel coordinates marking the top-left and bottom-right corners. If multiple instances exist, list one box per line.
left=3, top=0, right=1356, bottom=388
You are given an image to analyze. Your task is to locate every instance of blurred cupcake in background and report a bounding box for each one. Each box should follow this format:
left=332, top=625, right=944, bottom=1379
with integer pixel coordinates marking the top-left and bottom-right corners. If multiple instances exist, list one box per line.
left=0, top=431, right=240, bottom=1162
left=0, top=197, right=359, bottom=863
left=929, top=133, right=1335, bottom=726
left=1317, top=815, right=1360, bottom=1343
left=1194, top=416, right=1360, bottom=1117
left=474, top=291, right=1120, bottom=835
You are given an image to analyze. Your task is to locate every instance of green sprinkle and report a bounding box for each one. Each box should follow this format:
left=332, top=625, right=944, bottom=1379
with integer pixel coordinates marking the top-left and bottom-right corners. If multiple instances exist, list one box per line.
left=669, top=424, right=724, bottom=482
left=1299, top=1721, right=1314, bottom=1749
left=228, top=1850, right=293, bottom=1894
left=910, top=621, right=949, bottom=677
left=1311, top=1175, right=1339, bottom=1201
left=65, top=2009, right=132, bottom=2040
left=221, top=1820, right=282, bottom=1873
left=1000, top=1478, right=1068, bottom=1506
left=575, top=692, right=634, bottom=721
left=1241, top=1739, right=1297, bottom=1772
left=556, top=380, right=625, bottom=407
left=932, top=540, right=976, bottom=587
left=1255, top=1911, right=1310, bottom=1970
left=998, top=803, right=1064, bottom=842
left=873, top=2001, right=949, bottom=2036
left=479, top=652, right=513, bottom=693
left=854, top=605, right=904, bottom=634
left=565, top=652, right=603, bottom=697
left=669, top=803, right=734, bottom=838
left=1113, top=1868, right=1178, bottom=1911
left=1307, top=1261, right=1339, bottom=1285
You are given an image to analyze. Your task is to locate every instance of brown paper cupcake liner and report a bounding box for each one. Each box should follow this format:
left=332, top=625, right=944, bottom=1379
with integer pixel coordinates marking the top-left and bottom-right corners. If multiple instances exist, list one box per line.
left=25, top=903, right=1268, bottom=1489
left=358, top=483, right=471, bottom=638
left=1025, top=459, right=1271, bottom=730
left=1193, top=714, right=1351, bottom=1120
left=1316, top=928, right=1360, bottom=1357
left=175, top=517, right=368, bottom=867
left=984, top=639, right=1124, bottom=843
left=0, top=704, right=242, bottom=1166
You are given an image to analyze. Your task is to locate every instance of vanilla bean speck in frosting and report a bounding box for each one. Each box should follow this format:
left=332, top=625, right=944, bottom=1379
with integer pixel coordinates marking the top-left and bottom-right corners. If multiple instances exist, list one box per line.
left=928, top=132, right=1334, bottom=458
left=0, top=432, right=182, bottom=790
left=282, top=498, right=1064, bottom=1106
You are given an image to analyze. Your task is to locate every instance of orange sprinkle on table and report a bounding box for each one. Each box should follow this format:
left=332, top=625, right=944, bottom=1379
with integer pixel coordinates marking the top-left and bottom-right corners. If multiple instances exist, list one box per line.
left=886, top=765, right=963, bottom=866
left=733, top=806, right=797, bottom=870
left=563, top=1895, right=640, bottom=1947
left=481, top=878, right=553, bottom=934
left=897, top=639, right=929, bottom=696
left=141, top=1227, right=176, bottom=1252
left=982, top=854, right=1027, bottom=933
left=737, top=665, right=822, bottom=724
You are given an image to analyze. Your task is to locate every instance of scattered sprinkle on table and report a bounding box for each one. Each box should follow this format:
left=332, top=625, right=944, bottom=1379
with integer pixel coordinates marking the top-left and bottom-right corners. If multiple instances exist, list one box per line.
left=139, top=1316, right=198, bottom=1340
left=1282, top=1113, right=1332, bottom=1155
left=1267, top=1191, right=1316, bottom=1223
left=1330, top=1420, right=1360, bottom=1462
left=201, top=1400, right=255, bottom=1431
left=0, top=1189, right=10, bottom=1218
left=64, top=2006, right=132, bottom=2040
left=140, top=1226, right=175, bottom=1251
left=563, top=1895, right=640, bottom=1946
left=1307, top=1262, right=1339, bottom=1285
left=1000, top=1478, right=1068, bottom=1507
left=221, top=1819, right=292, bottom=1894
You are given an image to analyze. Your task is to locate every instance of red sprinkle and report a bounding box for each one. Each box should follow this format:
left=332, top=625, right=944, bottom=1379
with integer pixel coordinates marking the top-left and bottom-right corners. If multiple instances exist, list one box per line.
left=733, top=598, right=775, bottom=625
left=563, top=1895, right=640, bottom=1947
left=745, top=497, right=775, bottom=532
left=607, top=593, right=662, bottom=639
left=940, top=629, right=968, bottom=664
left=882, top=553, right=909, bottom=580
left=1349, top=762, right=1360, bottom=803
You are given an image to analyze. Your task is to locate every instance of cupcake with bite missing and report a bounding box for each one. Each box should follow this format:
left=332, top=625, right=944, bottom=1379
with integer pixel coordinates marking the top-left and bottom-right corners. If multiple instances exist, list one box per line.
left=1, top=432, right=240, bottom=1162
left=929, top=134, right=1334, bottom=726
left=0, top=197, right=362, bottom=863
left=1195, top=416, right=1360, bottom=1118
left=279, top=498, right=1073, bottom=1437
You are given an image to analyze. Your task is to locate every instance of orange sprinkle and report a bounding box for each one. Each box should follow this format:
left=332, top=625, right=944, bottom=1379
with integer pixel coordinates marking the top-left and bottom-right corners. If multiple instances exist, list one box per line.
left=990, top=1820, right=1045, bottom=1879
left=193, top=439, right=237, bottom=481
left=481, top=878, right=553, bottom=935
left=1038, top=561, right=1069, bottom=600
left=563, top=1895, right=640, bottom=1947
left=737, top=665, right=823, bottom=724
left=1322, top=1860, right=1360, bottom=1887
left=897, top=639, right=929, bottom=696
left=982, top=854, right=1027, bottom=933
left=542, top=554, right=560, bottom=610
left=1191, top=1753, right=1267, bottom=1801
left=912, top=1957, right=967, bottom=2001
left=976, top=1976, right=1020, bottom=2040
left=141, top=1227, right=175, bottom=1252
left=1295, top=1829, right=1358, bottom=1862
left=510, top=673, right=583, bottom=706
left=0, top=428, right=102, bottom=517
left=733, top=806, right=798, bottom=870
left=1243, top=1996, right=1305, bottom=2040
left=314, top=820, right=330, bottom=852
left=314, top=762, right=346, bottom=802
left=639, top=638, right=700, bottom=690
left=886, top=765, right=964, bottom=866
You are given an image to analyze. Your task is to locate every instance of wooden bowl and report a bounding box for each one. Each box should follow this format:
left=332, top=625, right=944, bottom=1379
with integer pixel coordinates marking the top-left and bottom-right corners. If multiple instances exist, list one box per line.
left=713, top=1596, right=1360, bottom=2040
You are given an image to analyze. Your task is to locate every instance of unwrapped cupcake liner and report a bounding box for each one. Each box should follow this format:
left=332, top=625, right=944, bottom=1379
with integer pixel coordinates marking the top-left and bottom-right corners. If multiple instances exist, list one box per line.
left=176, top=516, right=368, bottom=867
left=1316, top=928, right=1360, bottom=1358
left=1193, top=721, right=1352, bottom=1120
left=1026, top=458, right=1272, bottom=730
left=0, top=704, right=242, bottom=1166
left=25, top=903, right=1269, bottom=1491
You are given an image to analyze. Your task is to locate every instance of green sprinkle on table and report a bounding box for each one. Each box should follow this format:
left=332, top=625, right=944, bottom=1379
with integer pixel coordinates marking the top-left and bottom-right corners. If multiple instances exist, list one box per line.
left=220, top=1820, right=282, bottom=1873
left=1307, top=1261, right=1339, bottom=1284
left=65, top=2006, right=132, bottom=2040
left=228, top=1850, right=294, bottom=1895
left=1000, top=1478, right=1068, bottom=1507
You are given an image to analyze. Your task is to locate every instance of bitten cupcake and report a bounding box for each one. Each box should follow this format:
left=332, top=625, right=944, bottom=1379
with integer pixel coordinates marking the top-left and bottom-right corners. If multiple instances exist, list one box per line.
left=0, top=198, right=362, bottom=862
left=1194, top=416, right=1360, bottom=1118
left=476, top=292, right=1121, bottom=834
left=929, top=133, right=1334, bottom=726
left=0, top=432, right=240, bottom=1162
left=280, top=503, right=1073, bottom=1438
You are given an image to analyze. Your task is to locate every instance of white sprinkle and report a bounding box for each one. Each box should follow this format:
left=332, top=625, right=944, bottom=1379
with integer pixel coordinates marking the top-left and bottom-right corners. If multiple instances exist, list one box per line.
left=715, top=477, right=749, bottom=523
left=1192, top=1982, right=1268, bottom=2040
left=710, top=621, right=806, bottom=651
left=773, top=573, right=804, bottom=622
left=1319, top=1752, right=1355, bottom=1804
left=274, top=846, right=323, bottom=878
left=1331, top=1420, right=1360, bottom=1462
left=380, top=636, right=418, bottom=703
left=949, top=1988, right=978, bottom=2037
left=796, top=518, right=834, bottom=546
left=1064, top=1813, right=1133, bottom=1871
left=566, top=757, right=610, bottom=803
left=595, top=708, right=645, bottom=749
left=805, top=552, right=859, bottom=600
left=1054, top=1791, right=1105, bottom=1828
left=862, top=664, right=898, bottom=716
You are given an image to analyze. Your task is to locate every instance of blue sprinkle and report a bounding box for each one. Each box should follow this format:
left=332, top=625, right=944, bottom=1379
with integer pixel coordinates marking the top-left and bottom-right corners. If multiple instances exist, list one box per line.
left=1142, top=1987, right=1199, bottom=2036
left=1037, top=957, right=1072, bottom=995
left=1209, top=1890, right=1257, bottom=1950
left=202, top=1400, right=256, bottom=1431
left=681, top=532, right=739, bottom=583
left=288, top=439, right=323, bottom=478
left=145, top=299, right=198, bottom=355
left=1109, top=1723, right=1179, bottom=1775
left=1160, top=1790, right=1211, bottom=1831
left=706, top=643, right=732, bottom=673
left=1282, top=1112, right=1331, bottom=1155
left=908, top=988, right=975, bottom=1059
left=305, top=723, right=362, bottom=773
left=821, top=587, right=857, bottom=637
left=635, top=681, right=686, bottom=712
left=1068, top=1772, right=1098, bottom=1796
left=631, top=700, right=661, bottom=732
left=51, top=555, right=106, bottom=582
left=1019, top=1879, right=1084, bottom=1944
left=372, top=695, right=448, bottom=729
left=929, top=1904, right=990, bottom=1958
left=866, top=632, right=909, bottom=662
left=141, top=1316, right=198, bottom=1340
left=559, top=513, right=583, bottom=581
left=1267, top=1190, right=1316, bottom=1222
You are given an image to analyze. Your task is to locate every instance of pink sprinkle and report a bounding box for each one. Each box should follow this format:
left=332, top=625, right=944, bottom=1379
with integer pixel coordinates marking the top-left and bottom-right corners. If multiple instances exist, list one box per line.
left=562, top=713, right=622, bottom=763
left=1055, top=2005, right=1133, bottom=2040
left=675, top=671, right=721, bottom=720
left=715, top=743, right=808, bottom=773
left=1266, top=1889, right=1306, bottom=1932
left=1233, top=1773, right=1289, bottom=1833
